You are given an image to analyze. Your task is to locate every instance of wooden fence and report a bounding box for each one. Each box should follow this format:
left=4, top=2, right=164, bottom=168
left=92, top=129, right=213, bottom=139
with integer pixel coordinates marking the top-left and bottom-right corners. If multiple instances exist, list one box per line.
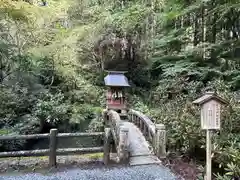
left=0, top=129, right=106, bottom=167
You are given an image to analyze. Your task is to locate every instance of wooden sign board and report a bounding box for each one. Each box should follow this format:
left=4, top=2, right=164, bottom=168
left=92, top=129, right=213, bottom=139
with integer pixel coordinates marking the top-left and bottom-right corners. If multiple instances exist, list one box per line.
left=193, top=91, right=227, bottom=130
left=200, top=100, right=221, bottom=130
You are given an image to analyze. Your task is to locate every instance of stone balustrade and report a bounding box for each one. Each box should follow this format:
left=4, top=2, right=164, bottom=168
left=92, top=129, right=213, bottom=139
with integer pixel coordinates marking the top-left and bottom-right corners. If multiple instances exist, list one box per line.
left=104, top=109, right=129, bottom=163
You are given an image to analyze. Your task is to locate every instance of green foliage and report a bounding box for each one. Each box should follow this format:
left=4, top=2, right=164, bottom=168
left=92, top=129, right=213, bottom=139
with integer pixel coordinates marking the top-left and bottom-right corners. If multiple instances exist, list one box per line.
left=33, top=92, right=70, bottom=125
left=128, top=0, right=240, bottom=178
left=0, top=0, right=104, bottom=151
left=112, top=4, right=150, bottom=32
left=0, top=0, right=240, bottom=178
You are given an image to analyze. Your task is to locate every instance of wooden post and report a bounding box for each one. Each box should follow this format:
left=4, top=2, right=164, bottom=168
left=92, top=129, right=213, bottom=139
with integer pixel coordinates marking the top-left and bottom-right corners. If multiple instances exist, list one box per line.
left=103, top=128, right=111, bottom=165
left=140, top=119, right=143, bottom=130
left=143, top=123, right=147, bottom=136
left=49, top=129, right=58, bottom=167
left=148, top=130, right=152, bottom=142
left=134, top=116, right=139, bottom=127
left=155, top=124, right=166, bottom=158
left=206, top=130, right=212, bottom=180
left=133, top=115, right=136, bottom=125
left=137, top=117, right=140, bottom=127
left=130, top=114, right=133, bottom=123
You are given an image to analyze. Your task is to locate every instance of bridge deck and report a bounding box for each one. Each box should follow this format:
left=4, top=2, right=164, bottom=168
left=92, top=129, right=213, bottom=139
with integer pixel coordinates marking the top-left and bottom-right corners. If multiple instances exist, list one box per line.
left=121, top=121, right=161, bottom=166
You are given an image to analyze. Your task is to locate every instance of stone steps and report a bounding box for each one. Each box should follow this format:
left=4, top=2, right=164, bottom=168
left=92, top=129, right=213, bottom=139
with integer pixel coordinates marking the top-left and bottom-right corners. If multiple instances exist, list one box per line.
left=129, top=154, right=161, bottom=166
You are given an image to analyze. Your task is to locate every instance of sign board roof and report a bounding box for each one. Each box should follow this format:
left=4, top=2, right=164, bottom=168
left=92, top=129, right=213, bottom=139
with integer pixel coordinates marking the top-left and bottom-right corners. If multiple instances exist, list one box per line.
left=193, top=91, right=228, bottom=105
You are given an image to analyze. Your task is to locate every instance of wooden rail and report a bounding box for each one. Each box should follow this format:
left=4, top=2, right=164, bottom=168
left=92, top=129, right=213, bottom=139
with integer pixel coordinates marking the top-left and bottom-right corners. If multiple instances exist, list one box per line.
left=0, top=132, right=104, bottom=140
left=0, top=129, right=107, bottom=167
left=103, top=109, right=167, bottom=160
left=0, top=147, right=103, bottom=158
left=128, top=109, right=166, bottom=158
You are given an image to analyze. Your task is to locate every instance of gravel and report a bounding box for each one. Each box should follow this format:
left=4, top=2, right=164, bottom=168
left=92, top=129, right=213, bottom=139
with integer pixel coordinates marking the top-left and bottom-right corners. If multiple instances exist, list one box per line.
left=0, top=165, right=177, bottom=180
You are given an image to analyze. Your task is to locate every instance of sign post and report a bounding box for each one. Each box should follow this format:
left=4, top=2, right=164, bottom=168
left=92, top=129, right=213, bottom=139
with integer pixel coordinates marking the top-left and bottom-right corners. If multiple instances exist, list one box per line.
left=193, top=91, right=228, bottom=180
left=206, top=130, right=211, bottom=180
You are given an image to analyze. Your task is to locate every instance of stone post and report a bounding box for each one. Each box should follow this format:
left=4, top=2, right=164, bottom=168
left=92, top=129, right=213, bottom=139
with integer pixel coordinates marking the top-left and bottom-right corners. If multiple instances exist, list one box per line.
left=103, top=128, right=111, bottom=165
left=154, top=124, right=166, bottom=158
left=118, top=126, right=129, bottom=163
left=102, top=109, right=108, bottom=127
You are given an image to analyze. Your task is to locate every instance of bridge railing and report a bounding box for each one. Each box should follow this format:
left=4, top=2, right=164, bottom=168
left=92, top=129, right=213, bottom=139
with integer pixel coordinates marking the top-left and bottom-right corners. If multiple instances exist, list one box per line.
left=0, top=129, right=108, bottom=167
left=106, top=110, right=129, bottom=163
left=128, top=109, right=166, bottom=158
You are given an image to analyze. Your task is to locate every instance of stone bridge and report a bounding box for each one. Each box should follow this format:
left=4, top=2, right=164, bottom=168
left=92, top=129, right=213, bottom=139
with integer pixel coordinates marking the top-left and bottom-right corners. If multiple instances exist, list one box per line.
left=102, top=109, right=166, bottom=166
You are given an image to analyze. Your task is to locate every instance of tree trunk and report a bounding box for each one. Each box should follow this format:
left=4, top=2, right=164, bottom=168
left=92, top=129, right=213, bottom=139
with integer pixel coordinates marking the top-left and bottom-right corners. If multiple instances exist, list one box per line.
left=193, top=12, right=199, bottom=46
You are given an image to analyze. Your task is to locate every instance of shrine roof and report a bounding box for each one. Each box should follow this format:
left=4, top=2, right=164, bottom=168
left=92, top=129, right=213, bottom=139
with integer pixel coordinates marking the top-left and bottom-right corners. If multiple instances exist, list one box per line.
left=104, top=71, right=130, bottom=87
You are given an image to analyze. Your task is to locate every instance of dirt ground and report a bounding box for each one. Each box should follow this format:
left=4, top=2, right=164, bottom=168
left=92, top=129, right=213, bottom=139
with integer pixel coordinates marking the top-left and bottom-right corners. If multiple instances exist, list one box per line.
left=162, top=155, right=203, bottom=180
